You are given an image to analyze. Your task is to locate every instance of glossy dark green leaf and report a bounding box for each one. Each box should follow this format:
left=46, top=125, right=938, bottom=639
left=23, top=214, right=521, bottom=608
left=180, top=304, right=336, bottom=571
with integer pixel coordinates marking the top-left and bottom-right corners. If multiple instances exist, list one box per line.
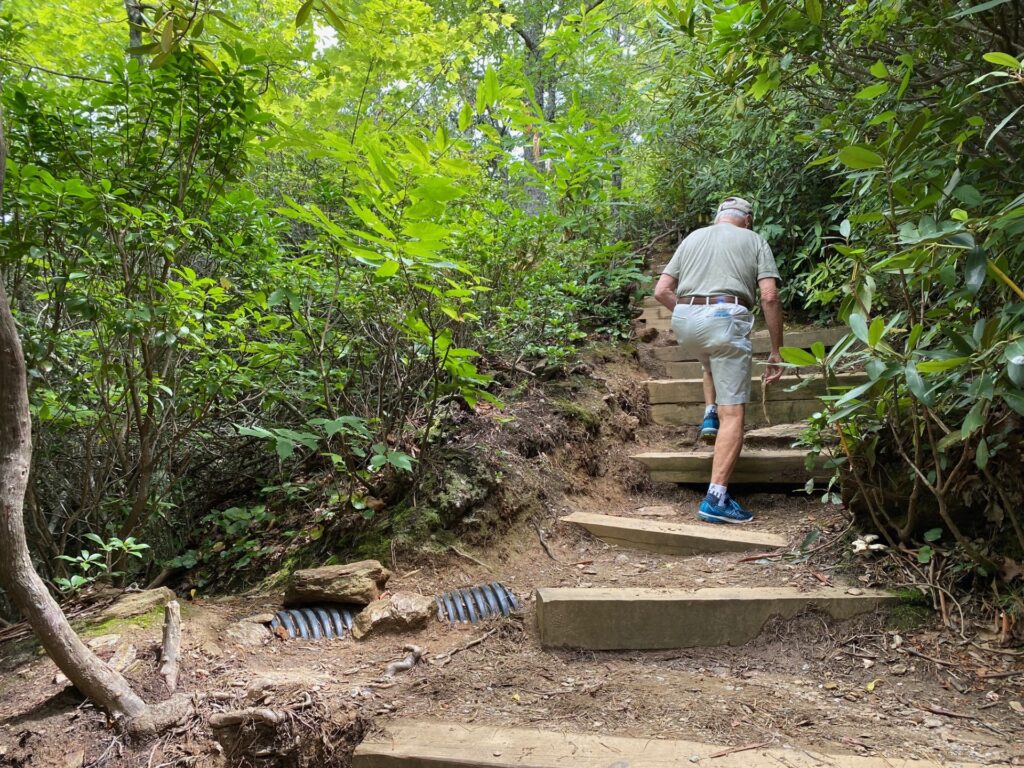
left=905, top=362, right=932, bottom=405
left=838, top=145, right=884, bottom=170
left=964, top=247, right=987, bottom=294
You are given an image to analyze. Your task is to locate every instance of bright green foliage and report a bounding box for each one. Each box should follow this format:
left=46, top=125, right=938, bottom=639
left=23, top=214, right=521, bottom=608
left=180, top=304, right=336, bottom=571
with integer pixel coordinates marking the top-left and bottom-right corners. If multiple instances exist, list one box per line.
left=0, top=0, right=644, bottom=590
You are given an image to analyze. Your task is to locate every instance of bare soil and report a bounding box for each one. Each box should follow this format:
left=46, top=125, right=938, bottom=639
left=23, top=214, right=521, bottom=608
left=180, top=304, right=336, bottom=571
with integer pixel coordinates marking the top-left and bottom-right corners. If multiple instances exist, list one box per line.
left=1, top=332, right=1022, bottom=767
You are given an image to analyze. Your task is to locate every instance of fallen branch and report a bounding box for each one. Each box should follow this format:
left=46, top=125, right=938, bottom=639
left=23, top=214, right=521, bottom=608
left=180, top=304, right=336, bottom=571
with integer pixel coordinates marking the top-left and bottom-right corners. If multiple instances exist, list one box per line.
left=208, top=694, right=313, bottom=730
left=976, top=669, right=1024, bottom=680
left=429, top=627, right=499, bottom=667
left=209, top=707, right=286, bottom=729
left=158, top=601, right=181, bottom=693
left=384, top=645, right=423, bottom=677
left=904, top=647, right=955, bottom=667
left=709, top=739, right=773, bottom=759
left=532, top=518, right=558, bottom=562
left=449, top=545, right=492, bottom=572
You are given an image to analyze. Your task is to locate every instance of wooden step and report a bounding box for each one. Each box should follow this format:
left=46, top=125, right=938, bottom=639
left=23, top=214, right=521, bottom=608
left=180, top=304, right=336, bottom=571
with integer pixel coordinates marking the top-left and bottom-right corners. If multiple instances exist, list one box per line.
left=536, top=586, right=898, bottom=650
left=647, top=373, right=865, bottom=404
left=355, top=720, right=983, bottom=768
left=561, top=512, right=787, bottom=556
left=646, top=373, right=865, bottom=427
left=633, top=449, right=829, bottom=484
left=652, top=327, right=847, bottom=361
left=664, top=361, right=819, bottom=378
left=743, top=423, right=807, bottom=449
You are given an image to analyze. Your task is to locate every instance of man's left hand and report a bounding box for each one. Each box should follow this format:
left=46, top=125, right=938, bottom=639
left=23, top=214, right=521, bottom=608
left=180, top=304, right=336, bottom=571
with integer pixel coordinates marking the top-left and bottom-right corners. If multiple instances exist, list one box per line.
left=763, top=352, right=784, bottom=385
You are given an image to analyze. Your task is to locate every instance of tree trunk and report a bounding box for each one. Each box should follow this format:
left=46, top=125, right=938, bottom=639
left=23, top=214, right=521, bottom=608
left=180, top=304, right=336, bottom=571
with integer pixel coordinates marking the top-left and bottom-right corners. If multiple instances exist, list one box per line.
left=0, top=106, right=149, bottom=722
left=124, top=0, right=145, bottom=56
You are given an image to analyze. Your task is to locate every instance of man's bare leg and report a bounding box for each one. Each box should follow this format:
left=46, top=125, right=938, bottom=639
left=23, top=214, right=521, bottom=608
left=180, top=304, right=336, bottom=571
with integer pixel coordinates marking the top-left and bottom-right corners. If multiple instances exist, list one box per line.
left=710, top=404, right=744, bottom=485
left=702, top=367, right=716, bottom=407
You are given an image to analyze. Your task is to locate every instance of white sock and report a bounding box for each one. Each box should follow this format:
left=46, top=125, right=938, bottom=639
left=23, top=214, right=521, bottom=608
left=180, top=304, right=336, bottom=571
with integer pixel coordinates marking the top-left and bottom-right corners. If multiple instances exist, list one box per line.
left=704, top=404, right=717, bottom=418
left=707, top=483, right=728, bottom=504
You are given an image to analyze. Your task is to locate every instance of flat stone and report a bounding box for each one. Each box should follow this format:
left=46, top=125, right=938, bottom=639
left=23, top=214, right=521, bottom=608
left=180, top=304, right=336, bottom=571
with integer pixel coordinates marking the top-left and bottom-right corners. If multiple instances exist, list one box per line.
left=536, top=586, right=898, bottom=650
left=86, top=634, right=122, bottom=651
left=285, top=560, right=391, bottom=606
left=354, top=720, right=984, bottom=768
left=352, top=591, right=436, bottom=640
left=226, top=621, right=271, bottom=647
left=240, top=613, right=276, bottom=624
left=98, top=588, right=175, bottom=620
left=562, top=512, right=786, bottom=556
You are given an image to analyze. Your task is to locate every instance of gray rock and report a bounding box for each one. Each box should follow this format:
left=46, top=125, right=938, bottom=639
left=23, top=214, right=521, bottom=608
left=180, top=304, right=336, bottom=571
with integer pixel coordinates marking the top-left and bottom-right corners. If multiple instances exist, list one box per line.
left=99, top=588, right=175, bottom=620
left=285, top=560, right=391, bottom=606
left=352, top=591, right=436, bottom=639
left=226, top=621, right=271, bottom=647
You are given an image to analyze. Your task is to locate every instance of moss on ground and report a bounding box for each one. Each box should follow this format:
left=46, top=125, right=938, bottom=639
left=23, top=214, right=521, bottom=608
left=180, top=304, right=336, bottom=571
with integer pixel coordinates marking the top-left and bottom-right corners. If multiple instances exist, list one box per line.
left=551, top=398, right=602, bottom=437
left=76, top=606, right=166, bottom=638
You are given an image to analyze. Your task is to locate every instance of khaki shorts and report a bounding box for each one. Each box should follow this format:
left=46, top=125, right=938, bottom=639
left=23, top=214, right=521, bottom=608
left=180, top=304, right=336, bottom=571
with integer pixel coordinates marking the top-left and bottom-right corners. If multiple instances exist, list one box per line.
left=670, top=304, right=754, bottom=406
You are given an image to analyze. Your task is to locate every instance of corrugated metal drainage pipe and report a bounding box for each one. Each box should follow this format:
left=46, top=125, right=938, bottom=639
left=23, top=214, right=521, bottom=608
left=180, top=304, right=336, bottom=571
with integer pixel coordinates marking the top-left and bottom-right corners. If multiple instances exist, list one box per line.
left=269, top=605, right=357, bottom=640
left=436, top=582, right=519, bottom=624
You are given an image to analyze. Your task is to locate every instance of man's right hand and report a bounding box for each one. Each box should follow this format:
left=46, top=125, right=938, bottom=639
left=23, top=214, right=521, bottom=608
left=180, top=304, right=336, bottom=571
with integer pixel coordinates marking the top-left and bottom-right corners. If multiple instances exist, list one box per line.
left=763, top=351, right=784, bottom=385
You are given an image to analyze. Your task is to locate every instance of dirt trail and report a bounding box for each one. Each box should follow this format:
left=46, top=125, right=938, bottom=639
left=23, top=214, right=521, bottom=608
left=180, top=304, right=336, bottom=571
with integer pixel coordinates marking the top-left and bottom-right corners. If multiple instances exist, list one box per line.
left=1, top=330, right=1022, bottom=767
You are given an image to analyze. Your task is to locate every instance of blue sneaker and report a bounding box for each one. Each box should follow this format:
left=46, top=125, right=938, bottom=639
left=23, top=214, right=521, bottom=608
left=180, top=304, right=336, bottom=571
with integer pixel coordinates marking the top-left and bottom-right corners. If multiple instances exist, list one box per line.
left=700, top=411, right=719, bottom=443
left=698, top=494, right=754, bottom=524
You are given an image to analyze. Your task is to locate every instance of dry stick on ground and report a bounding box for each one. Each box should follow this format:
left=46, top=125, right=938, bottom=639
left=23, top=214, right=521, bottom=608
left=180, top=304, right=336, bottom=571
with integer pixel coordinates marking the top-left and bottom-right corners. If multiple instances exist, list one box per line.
left=429, top=627, right=499, bottom=666
left=159, top=601, right=181, bottom=693
left=448, top=545, right=492, bottom=572
left=708, top=739, right=774, bottom=759
left=532, top=518, right=558, bottom=562
left=209, top=694, right=313, bottom=730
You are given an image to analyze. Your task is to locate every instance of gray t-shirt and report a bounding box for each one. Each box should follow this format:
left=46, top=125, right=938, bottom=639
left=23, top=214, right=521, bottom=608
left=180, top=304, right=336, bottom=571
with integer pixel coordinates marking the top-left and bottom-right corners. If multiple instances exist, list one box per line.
left=661, top=223, right=781, bottom=309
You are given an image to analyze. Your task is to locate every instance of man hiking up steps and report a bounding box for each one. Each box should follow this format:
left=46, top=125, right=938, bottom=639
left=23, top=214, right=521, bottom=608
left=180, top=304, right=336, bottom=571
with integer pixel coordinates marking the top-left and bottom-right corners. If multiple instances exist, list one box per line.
left=653, top=197, right=785, bottom=524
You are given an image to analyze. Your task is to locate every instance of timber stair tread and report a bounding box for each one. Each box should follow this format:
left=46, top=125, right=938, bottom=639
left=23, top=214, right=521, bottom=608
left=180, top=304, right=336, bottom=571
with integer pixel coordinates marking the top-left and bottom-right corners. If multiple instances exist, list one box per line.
left=646, top=373, right=866, bottom=403
left=535, top=586, right=899, bottom=650
left=645, top=373, right=866, bottom=427
left=561, top=511, right=787, bottom=556
left=354, top=720, right=977, bottom=768
left=632, top=448, right=829, bottom=484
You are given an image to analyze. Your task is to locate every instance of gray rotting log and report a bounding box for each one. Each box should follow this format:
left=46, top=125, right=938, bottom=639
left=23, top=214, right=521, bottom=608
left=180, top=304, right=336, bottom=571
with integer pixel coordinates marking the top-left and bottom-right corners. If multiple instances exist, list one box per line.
left=159, top=600, right=181, bottom=693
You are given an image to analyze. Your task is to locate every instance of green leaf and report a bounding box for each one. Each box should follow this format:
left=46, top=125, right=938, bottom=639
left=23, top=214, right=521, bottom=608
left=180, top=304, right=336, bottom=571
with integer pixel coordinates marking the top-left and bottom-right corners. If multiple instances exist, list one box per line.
left=1002, top=391, right=1024, bottom=416
left=848, top=312, right=869, bottom=343
left=960, top=400, right=985, bottom=439
left=976, top=437, right=989, bottom=469
left=838, top=145, right=885, bottom=170
left=375, top=259, right=400, bottom=278
left=916, top=357, right=969, bottom=373
left=905, top=362, right=932, bottom=405
left=964, top=247, right=987, bottom=294
left=917, top=545, right=933, bottom=564
left=923, top=528, right=943, bottom=542
left=948, top=0, right=1011, bottom=18
left=779, top=347, right=817, bottom=366
left=867, top=316, right=885, bottom=347
left=458, top=102, right=472, bottom=132
left=870, top=60, right=889, bottom=79
left=983, top=52, right=1021, bottom=69
left=160, top=20, right=176, bottom=53
left=854, top=82, right=888, bottom=100
left=805, top=0, right=822, bottom=25
left=295, top=0, right=314, bottom=27
left=986, top=104, right=1024, bottom=149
